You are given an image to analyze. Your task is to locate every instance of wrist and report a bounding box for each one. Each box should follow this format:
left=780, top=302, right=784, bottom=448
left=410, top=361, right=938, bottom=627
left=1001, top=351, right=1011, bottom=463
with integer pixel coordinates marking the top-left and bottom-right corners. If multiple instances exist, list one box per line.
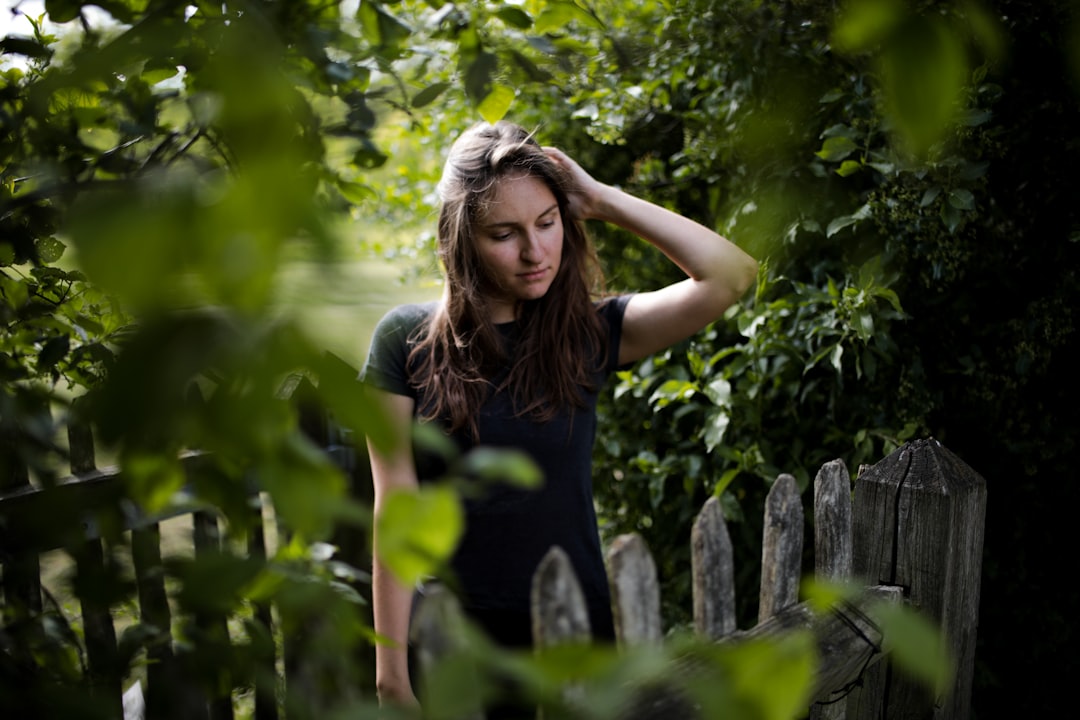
left=589, top=182, right=626, bottom=224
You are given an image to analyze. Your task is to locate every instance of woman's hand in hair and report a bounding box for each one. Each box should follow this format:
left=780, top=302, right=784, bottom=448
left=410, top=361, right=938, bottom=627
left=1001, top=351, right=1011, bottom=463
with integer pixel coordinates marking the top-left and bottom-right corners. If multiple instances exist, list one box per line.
left=543, top=146, right=610, bottom=223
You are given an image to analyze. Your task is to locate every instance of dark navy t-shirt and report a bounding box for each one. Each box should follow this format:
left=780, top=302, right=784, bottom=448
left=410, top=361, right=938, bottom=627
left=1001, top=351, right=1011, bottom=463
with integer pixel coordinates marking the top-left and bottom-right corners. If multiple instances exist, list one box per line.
left=361, top=296, right=631, bottom=621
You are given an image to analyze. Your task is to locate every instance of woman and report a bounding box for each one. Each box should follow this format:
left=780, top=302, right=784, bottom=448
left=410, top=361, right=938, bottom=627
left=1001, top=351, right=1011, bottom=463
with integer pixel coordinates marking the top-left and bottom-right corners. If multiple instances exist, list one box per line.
left=362, top=121, right=757, bottom=710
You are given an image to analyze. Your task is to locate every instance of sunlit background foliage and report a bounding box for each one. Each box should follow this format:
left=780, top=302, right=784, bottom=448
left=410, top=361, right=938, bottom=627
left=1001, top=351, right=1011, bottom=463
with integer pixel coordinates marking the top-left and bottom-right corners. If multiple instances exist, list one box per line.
left=2, top=0, right=1078, bottom=717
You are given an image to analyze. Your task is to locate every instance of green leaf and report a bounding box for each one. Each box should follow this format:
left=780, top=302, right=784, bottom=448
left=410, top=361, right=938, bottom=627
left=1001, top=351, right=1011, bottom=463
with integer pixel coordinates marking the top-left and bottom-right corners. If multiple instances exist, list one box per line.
left=496, top=6, right=533, bottom=30
left=125, top=452, right=186, bottom=513
left=335, top=178, right=376, bottom=204
left=876, top=602, right=954, bottom=698
left=941, top=203, right=963, bottom=233
left=854, top=310, right=874, bottom=341
left=649, top=379, right=696, bottom=408
left=37, top=335, right=70, bottom=372
left=0, top=36, right=52, bottom=60
left=815, top=135, right=857, bottom=162
left=412, top=81, right=451, bottom=109
left=477, top=83, right=515, bottom=124
left=44, top=0, right=82, bottom=23
left=947, top=188, right=975, bottom=210
left=34, top=236, right=65, bottom=263
left=459, top=446, right=543, bottom=489
left=836, top=159, right=862, bottom=177
left=140, top=67, right=179, bottom=86
left=826, top=214, right=858, bottom=237
left=510, top=49, right=552, bottom=82
left=800, top=577, right=862, bottom=613
left=825, top=203, right=871, bottom=237
left=703, top=377, right=731, bottom=407
left=713, top=467, right=740, bottom=496
left=820, top=123, right=856, bottom=139
left=704, top=408, right=731, bottom=453
left=356, top=0, right=412, bottom=48
left=464, top=51, right=497, bottom=104
left=686, top=633, right=817, bottom=720
left=959, top=108, right=992, bottom=127
left=174, top=551, right=263, bottom=616
left=353, top=138, right=388, bottom=169
left=534, top=1, right=604, bottom=34
left=832, top=0, right=907, bottom=53
left=879, top=15, right=968, bottom=157
left=314, top=351, right=397, bottom=454
left=375, top=485, right=464, bottom=585
left=260, top=433, right=349, bottom=540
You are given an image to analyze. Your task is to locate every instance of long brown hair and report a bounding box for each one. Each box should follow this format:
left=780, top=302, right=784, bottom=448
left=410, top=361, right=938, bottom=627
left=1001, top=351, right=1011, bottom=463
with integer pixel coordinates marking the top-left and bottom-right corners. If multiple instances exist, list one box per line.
left=408, top=121, right=608, bottom=437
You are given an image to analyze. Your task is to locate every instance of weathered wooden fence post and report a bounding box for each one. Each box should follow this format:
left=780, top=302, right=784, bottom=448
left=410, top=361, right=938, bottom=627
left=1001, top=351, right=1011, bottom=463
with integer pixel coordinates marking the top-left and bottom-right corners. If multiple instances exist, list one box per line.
left=810, top=459, right=853, bottom=719
left=606, top=533, right=662, bottom=646
left=848, top=438, right=987, bottom=720
left=532, top=546, right=592, bottom=715
left=759, top=473, right=804, bottom=623
left=691, top=496, right=736, bottom=640
left=411, top=584, right=486, bottom=720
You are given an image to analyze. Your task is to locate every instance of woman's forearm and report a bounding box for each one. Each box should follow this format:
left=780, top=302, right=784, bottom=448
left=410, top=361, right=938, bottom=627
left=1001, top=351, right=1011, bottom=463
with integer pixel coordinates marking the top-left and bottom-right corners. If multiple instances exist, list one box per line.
left=371, top=552, right=416, bottom=700
left=592, top=184, right=758, bottom=300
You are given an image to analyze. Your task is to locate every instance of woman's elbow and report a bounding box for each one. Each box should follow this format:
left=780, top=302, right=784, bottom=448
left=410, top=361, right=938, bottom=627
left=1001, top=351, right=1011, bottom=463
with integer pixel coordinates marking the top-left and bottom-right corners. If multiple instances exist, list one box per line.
left=737, top=255, right=759, bottom=296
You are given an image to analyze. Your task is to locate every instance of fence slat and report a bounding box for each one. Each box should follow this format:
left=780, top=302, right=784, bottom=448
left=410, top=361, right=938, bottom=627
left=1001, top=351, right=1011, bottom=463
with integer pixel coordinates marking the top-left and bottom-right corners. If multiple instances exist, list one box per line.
left=607, top=534, right=662, bottom=646
left=530, top=546, right=592, bottom=647
left=193, top=511, right=235, bottom=720
left=67, top=401, right=97, bottom=476
left=759, top=473, right=804, bottom=623
left=849, top=439, right=986, bottom=720
left=691, top=496, right=736, bottom=640
left=73, top=538, right=124, bottom=719
left=246, top=502, right=278, bottom=720
left=1, top=425, right=42, bottom=613
left=132, top=522, right=179, bottom=720
left=410, top=584, right=486, bottom=720
left=531, top=546, right=591, bottom=716
left=809, top=460, right=854, bottom=720
left=814, top=460, right=852, bottom=582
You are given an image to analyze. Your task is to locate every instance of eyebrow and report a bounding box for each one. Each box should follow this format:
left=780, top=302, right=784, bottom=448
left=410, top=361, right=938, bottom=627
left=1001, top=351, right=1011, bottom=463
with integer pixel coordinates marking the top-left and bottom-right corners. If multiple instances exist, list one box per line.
left=481, top=203, right=559, bottom=228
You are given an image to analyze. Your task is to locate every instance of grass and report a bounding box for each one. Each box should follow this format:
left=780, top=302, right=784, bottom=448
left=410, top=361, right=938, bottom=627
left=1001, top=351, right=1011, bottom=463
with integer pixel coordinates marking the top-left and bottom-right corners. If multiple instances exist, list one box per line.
left=275, top=251, right=442, bottom=369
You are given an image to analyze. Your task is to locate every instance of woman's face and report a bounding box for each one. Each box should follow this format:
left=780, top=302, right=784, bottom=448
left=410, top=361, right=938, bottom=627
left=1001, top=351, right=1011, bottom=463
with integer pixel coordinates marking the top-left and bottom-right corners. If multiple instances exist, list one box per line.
left=472, top=172, right=564, bottom=323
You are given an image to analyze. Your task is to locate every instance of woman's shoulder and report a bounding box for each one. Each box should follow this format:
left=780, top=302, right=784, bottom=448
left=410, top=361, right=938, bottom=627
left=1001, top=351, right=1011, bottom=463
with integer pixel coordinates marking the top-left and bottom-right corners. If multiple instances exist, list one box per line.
left=595, top=293, right=634, bottom=322
left=373, top=300, right=440, bottom=337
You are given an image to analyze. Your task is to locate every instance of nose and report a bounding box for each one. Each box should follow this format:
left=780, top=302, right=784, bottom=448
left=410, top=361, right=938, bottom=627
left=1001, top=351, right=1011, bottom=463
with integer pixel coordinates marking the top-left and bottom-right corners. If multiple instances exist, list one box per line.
left=520, top=230, right=543, bottom=263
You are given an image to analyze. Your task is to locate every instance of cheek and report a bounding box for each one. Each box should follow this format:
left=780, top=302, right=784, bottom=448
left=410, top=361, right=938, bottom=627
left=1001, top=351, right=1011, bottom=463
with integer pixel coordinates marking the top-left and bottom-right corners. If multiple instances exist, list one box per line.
left=552, top=230, right=567, bottom=266
left=476, top=243, right=514, bottom=283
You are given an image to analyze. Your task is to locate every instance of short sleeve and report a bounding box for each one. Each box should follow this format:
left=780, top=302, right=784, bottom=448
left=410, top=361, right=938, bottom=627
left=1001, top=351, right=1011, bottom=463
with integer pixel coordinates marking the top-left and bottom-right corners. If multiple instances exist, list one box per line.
left=359, top=302, right=436, bottom=398
left=598, top=294, right=634, bottom=373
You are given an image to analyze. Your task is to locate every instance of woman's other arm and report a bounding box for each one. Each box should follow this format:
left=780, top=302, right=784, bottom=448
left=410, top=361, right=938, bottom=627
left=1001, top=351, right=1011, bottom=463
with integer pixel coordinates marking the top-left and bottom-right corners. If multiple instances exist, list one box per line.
left=367, top=389, right=421, bottom=707
left=546, top=147, right=758, bottom=365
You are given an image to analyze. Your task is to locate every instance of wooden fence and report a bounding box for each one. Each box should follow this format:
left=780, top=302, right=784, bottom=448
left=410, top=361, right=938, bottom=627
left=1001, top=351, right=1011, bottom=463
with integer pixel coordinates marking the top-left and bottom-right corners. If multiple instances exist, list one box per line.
left=2, top=394, right=986, bottom=720
left=413, top=439, right=987, bottom=720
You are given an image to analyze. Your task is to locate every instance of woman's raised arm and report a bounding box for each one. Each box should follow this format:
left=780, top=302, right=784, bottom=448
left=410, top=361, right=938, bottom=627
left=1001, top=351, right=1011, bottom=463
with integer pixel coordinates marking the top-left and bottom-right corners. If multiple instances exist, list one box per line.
left=545, top=147, right=758, bottom=365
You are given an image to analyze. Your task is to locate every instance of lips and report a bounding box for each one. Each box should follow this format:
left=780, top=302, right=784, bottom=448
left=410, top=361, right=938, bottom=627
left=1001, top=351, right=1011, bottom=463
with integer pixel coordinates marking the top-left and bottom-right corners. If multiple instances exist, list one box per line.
left=517, top=267, right=548, bottom=282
